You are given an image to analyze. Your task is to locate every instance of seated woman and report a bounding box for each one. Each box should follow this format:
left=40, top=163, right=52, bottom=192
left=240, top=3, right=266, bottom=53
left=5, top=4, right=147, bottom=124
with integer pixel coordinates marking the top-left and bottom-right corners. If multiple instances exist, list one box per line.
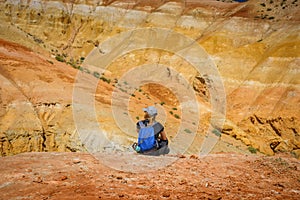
left=132, top=106, right=169, bottom=156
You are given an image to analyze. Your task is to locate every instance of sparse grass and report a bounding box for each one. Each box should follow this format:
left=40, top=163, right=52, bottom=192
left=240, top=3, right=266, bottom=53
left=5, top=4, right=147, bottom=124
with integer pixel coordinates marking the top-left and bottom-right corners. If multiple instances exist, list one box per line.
left=67, top=59, right=80, bottom=69
left=119, top=88, right=127, bottom=93
left=273, top=157, right=289, bottom=167
left=82, top=68, right=91, bottom=74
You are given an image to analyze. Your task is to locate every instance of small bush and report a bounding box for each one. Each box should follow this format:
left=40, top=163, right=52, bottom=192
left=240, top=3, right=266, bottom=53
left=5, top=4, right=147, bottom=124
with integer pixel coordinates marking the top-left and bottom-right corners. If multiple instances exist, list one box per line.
left=160, top=102, right=165, bottom=106
left=212, top=129, right=221, bottom=136
left=55, top=55, right=65, bottom=62
left=136, top=116, right=139, bottom=120
left=172, top=107, right=177, bottom=110
left=184, top=129, right=192, bottom=134
left=131, top=94, right=136, bottom=97
left=67, top=60, right=79, bottom=69
left=169, top=111, right=173, bottom=115
left=248, top=146, right=258, bottom=154
left=93, top=71, right=100, bottom=79
left=119, top=88, right=127, bottom=93
left=174, top=114, right=180, bottom=119
left=100, top=76, right=111, bottom=84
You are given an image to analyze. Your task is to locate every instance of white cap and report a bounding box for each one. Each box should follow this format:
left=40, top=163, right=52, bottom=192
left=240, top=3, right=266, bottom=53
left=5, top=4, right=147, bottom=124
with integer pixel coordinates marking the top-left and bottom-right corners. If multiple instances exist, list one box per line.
left=143, top=106, right=157, bottom=117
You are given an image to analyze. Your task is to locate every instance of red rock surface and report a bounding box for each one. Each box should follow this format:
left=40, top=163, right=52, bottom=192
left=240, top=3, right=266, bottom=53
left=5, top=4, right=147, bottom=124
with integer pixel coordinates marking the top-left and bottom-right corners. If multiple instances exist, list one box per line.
left=0, top=152, right=299, bottom=199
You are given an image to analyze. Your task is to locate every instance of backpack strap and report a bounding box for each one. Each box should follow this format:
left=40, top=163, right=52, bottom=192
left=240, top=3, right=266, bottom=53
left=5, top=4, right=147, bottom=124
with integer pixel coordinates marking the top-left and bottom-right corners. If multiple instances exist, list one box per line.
left=138, top=121, right=146, bottom=128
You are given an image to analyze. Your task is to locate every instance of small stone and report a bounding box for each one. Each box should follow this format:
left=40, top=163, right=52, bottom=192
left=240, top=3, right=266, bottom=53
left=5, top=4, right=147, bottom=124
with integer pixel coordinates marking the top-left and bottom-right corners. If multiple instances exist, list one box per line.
left=178, top=154, right=186, bottom=158
left=162, top=192, right=170, bottom=198
left=190, top=154, right=198, bottom=159
left=33, top=176, right=43, bottom=183
left=73, top=159, right=81, bottom=164
left=60, top=175, right=68, bottom=181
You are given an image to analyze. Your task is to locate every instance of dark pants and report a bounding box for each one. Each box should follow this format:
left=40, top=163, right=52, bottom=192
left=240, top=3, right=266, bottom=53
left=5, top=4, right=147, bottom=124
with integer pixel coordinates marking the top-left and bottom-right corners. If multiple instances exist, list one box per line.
left=141, top=140, right=170, bottom=156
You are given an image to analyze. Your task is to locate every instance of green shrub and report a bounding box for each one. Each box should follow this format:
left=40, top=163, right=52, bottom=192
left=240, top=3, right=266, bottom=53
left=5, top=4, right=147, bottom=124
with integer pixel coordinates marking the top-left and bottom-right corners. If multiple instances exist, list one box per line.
left=100, top=76, right=111, bottom=84
left=174, top=114, right=180, bottom=119
left=67, top=60, right=79, bottom=69
left=169, top=111, right=173, bottom=115
left=160, top=102, right=165, bottom=106
left=172, top=107, right=177, bottom=110
left=119, top=88, right=127, bottom=93
left=93, top=71, right=100, bottom=78
left=248, top=146, right=258, bottom=154
left=55, top=55, right=65, bottom=62
left=184, top=129, right=192, bottom=134
left=212, top=129, right=221, bottom=137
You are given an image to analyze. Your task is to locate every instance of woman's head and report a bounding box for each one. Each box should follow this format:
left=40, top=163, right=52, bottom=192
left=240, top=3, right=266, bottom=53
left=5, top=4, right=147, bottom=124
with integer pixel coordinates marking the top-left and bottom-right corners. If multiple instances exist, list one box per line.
left=143, top=106, right=157, bottom=120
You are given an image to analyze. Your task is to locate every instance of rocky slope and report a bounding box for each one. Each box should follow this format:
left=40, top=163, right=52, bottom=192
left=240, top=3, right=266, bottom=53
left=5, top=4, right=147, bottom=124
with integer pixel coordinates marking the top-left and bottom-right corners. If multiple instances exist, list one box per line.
left=0, top=0, right=299, bottom=157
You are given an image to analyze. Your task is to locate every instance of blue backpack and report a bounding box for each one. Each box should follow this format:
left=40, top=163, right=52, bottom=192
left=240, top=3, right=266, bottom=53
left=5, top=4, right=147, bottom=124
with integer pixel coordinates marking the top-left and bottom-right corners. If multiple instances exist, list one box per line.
left=137, top=121, right=157, bottom=152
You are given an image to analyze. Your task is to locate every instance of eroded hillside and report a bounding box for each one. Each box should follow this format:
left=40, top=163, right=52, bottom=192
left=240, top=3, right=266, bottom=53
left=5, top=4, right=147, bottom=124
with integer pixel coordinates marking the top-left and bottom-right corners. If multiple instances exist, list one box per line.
left=0, top=0, right=299, bottom=157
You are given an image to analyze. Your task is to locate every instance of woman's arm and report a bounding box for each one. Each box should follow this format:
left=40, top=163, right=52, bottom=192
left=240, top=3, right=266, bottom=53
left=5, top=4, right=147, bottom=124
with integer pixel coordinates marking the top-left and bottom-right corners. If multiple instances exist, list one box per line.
left=159, top=130, right=167, bottom=140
